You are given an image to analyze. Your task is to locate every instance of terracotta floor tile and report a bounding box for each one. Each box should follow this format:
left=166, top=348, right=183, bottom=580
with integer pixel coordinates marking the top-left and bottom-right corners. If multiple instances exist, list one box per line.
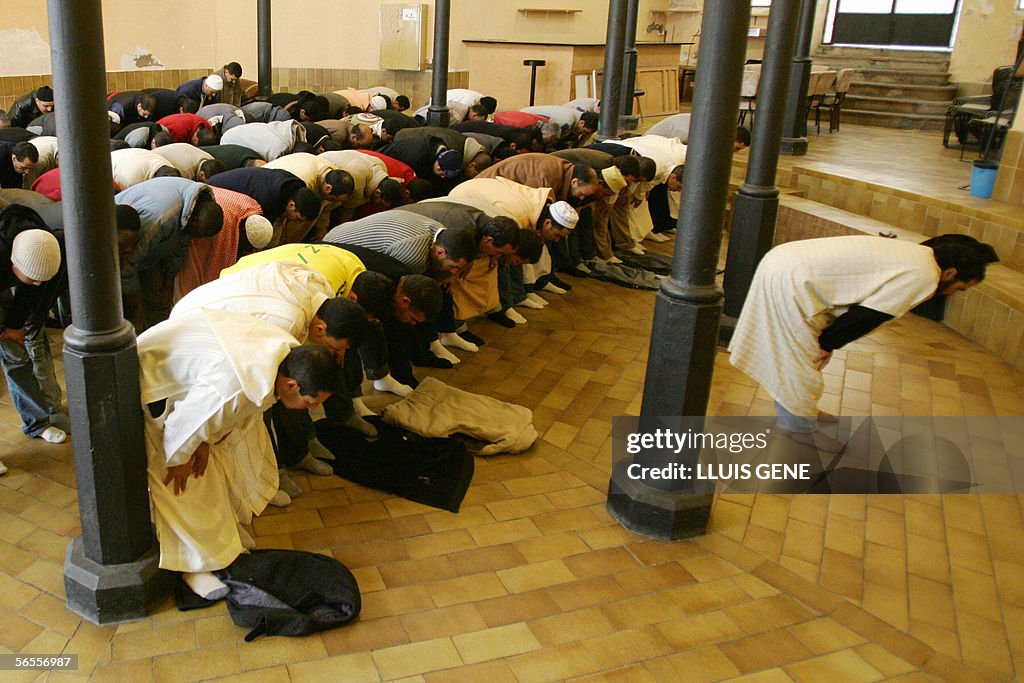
left=643, top=646, right=742, bottom=683
left=378, top=555, right=458, bottom=588
left=724, top=594, right=817, bottom=635
left=719, top=628, right=815, bottom=674
left=669, top=578, right=751, bottom=615
left=468, top=518, right=542, bottom=547
left=446, top=543, right=527, bottom=575
left=655, top=610, right=746, bottom=651
left=372, top=637, right=463, bottom=680
left=475, top=590, right=562, bottom=627
left=428, top=573, right=508, bottom=609
left=423, top=660, right=518, bottom=683
left=581, top=625, right=675, bottom=670
left=784, top=649, right=884, bottom=682
left=497, top=558, right=577, bottom=593
left=110, top=621, right=196, bottom=662
left=452, top=622, right=542, bottom=665
left=361, top=585, right=434, bottom=618
left=788, top=617, right=868, bottom=655
left=548, top=575, right=628, bottom=612
left=507, top=642, right=602, bottom=682
left=529, top=607, right=616, bottom=647
left=152, top=646, right=242, bottom=683
left=513, top=532, right=591, bottom=564
left=321, top=615, right=408, bottom=656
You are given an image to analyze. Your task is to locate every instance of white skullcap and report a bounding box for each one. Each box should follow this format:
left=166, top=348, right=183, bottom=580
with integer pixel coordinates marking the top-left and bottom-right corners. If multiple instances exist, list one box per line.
left=369, top=95, right=388, bottom=111
left=205, top=74, right=224, bottom=91
left=12, top=229, right=61, bottom=282
left=549, top=201, right=579, bottom=230
left=244, top=214, right=273, bottom=249
left=107, top=111, right=121, bottom=125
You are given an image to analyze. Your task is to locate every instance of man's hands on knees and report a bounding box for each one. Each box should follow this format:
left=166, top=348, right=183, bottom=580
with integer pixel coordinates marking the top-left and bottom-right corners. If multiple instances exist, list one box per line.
left=0, top=326, right=28, bottom=347
left=164, top=443, right=211, bottom=495
left=813, top=349, right=833, bottom=371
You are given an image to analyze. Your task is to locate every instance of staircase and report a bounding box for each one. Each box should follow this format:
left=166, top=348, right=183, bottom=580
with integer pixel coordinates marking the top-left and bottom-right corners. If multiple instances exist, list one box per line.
left=813, top=46, right=954, bottom=131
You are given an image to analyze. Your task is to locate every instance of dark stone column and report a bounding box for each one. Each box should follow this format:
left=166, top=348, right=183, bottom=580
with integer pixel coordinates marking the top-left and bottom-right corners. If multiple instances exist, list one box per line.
left=48, top=0, right=169, bottom=624
left=619, top=0, right=641, bottom=131
left=599, top=0, right=629, bottom=140
left=721, top=0, right=804, bottom=335
left=258, top=0, right=272, bottom=97
left=427, top=0, right=451, bottom=127
left=607, top=1, right=751, bottom=540
left=780, top=0, right=818, bottom=155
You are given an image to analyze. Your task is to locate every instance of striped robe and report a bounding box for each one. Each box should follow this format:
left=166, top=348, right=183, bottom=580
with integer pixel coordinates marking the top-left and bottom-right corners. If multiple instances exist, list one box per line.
left=729, top=236, right=940, bottom=417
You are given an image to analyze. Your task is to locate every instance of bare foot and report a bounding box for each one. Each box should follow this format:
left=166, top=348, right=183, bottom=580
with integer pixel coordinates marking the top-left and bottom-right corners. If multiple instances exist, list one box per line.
left=817, top=411, right=839, bottom=424
left=787, top=429, right=846, bottom=454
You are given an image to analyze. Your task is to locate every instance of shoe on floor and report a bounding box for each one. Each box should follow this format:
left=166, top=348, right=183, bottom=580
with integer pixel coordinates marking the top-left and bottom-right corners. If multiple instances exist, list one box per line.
left=295, top=453, right=334, bottom=476
left=458, top=330, right=485, bottom=346
left=38, top=427, right=67, bottom=444
left=487, top=312, right=516, bottom=328
left=645, top=232, right=671, bottom=243
left=606, top=256, right=624, bottom=265
left=626, top=245, right=646, bottom=256
left=268, top=489, right=292, bottom=507
left=277, top=470, right=303, bottom=498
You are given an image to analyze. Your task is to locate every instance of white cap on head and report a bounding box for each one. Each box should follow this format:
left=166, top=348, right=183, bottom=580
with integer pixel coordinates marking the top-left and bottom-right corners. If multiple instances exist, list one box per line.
left=205, top=74, right=224, bottom=91
left=548, top=201, right=579, bottom=230
left=369, top=95, right=388, bottom=111
left=12, top=229, right=61, bottom=282
left=244, top=214, right=273, bottom=249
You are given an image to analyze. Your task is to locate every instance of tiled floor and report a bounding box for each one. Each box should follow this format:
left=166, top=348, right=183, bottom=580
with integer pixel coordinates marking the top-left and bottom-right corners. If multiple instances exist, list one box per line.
left=1, top=123, right=1023, bottom=682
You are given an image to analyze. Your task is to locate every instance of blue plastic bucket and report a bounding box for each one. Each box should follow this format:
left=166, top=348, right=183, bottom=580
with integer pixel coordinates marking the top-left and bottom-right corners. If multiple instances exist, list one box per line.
left=971, top=160, right=999, bottom=199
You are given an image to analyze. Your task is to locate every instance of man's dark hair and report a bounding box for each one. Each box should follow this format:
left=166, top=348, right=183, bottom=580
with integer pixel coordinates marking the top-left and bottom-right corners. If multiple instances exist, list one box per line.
left=736, top=126, right=752, bottom=148
left=469, top=103, right=489, bottom=119
left=480, top=215, right=519, bottom=249
left=479, top=96, right=498, bottom=115
left=325, top=169, right=354, bottom=198
left=571, top=163, right=598, bottom=186
left=115, top=204, right=141, bottom=232
left=637, top=156, right=657, bottom=182
left=12, top=142, right=39, bottom=163
left=319, top=137, right=342, bottom=152
left=398, top=274, right=442, bottom=319
left=278, top=344, right=339, bottom=397
left=394, top=95, right=411, bottom=110
left=35, top=86, right=54, bottom=103
left=612, top=155, right=640, bottom=179
left=225, top=62, right=243, bottom=78
left=180, top=98, right=199, bottom=114
left=378, top=178, right=407, bottom=207
left=344, top=105, right=364, bottom=116
left=350, top=270, right=393, bottom=320
left=406, top=177, right=435, bottom=201
left=315, top=297, right=369, bottom=347
left=922, top=234, right=998, bottom=283
left=669, top=164, right=685, bottom=182
left=435, top=227, right=479, bottom=262
left=151, top=131, right=174, bottom=148
left=292, top=187, right=322, bottom=220
left=297, top=100, right=323, bottom=122
left=289, top=141, right=314, bottom=155
left=198, top=158, right=227, bottom=180
left=508, top=129, right=535, bottom=152
left=579, top=111, right=599, bottom=132
left=139, top=93, right=157, bottom=114
left=195, top=127, right=218, bottom=147
left=185, top=194, right=224, bottom=238
left=153, top=165, right=181, bottom=179
left=514, top=229, right=543, bottom=263
left=468, top=151, right=493, bottom=174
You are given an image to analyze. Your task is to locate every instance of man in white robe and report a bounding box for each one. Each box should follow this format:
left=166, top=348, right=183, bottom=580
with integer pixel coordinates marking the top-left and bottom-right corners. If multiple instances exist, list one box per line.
left=138, top=309, right=339, bottom=598
left=170, top=260, right=370, bottom=500
left=729, top=234, right=994, bottom=452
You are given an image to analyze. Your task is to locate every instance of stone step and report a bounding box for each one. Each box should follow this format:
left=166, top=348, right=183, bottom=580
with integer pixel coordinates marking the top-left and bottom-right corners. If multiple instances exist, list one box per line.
left=816, top=45, right=951, bottom=63
left=840, top=108, right=946, bottom=130
left=853, top=68, right=951, bottom=86
left=844, top=94, right=951, bottom=116
left=850, top=81, right=957, bottom=101
left=814, top=52, right=950, bottom=73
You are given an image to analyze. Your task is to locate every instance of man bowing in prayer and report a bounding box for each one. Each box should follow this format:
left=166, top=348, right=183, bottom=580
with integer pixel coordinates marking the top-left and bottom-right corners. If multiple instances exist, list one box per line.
left=138, top=308, right=339, bottom=599
left=729, top=234, right=996, bottom=453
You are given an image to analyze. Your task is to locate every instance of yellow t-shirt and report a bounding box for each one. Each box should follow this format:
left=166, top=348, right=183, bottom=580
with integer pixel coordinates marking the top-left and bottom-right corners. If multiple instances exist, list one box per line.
left=222, top=243, right=366, bottom=298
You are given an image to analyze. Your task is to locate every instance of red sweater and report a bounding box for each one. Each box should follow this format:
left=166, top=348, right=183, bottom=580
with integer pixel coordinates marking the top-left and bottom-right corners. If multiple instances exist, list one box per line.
left=157, top=113, right=212, bottom=144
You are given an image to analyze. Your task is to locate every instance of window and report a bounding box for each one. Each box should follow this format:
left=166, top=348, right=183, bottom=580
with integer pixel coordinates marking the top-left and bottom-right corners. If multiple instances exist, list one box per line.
left=751, top=0, right=771, bottom=6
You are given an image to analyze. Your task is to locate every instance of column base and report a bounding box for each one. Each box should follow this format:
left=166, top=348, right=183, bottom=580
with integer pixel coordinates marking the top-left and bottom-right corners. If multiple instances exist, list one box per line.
left=426, top=106, right=451, bottom=128
left=780, top=136, right=809, bottom=156
left=64, top=536, right=172, bottom=625
left=607, top=460, right=714, bottom=540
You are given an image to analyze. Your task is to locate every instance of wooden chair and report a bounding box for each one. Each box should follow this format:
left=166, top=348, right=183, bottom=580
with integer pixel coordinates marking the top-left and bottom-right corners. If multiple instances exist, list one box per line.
left=737, top=68, right=760, bottom=127
left=808, top=70, right=836, bottom=135
left=816, top=68, right=856, bottom=133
